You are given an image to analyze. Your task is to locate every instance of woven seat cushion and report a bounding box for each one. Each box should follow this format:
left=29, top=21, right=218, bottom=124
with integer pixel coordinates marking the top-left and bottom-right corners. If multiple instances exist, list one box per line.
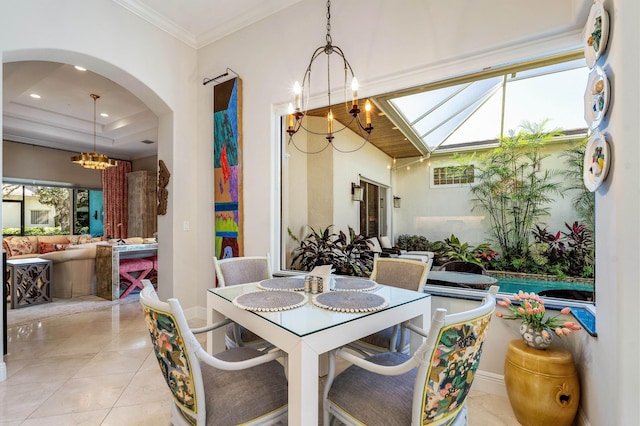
left=119, top=258, right=154, bottom=273
left=203, top=347, right=287, bottom=425
left=327, top=351, right=415, bottom=425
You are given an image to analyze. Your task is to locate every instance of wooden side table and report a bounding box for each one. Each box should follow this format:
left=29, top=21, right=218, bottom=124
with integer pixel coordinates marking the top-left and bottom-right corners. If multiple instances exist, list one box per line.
left=6, top=258, right=52, bottom=308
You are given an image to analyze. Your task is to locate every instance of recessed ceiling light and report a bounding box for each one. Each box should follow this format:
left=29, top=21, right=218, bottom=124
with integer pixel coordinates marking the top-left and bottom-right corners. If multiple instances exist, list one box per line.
left=141, top=140, right=155, bottom=145
left=392, top=126, right=398, bottom=130
left=74, top=66, right=87, bottom=71
left=30, top=93, right=41, bottom=99
left=100, top=113, right=109, bottom=117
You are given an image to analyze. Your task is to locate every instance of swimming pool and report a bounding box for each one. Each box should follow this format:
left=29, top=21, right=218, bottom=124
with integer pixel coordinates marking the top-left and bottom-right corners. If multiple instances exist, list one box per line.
left=495, top=276, right=594, bottom=300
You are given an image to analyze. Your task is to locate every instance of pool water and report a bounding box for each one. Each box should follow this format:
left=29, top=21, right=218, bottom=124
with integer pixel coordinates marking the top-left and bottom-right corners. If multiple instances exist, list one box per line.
left=496, top=276, right=594, bottom=297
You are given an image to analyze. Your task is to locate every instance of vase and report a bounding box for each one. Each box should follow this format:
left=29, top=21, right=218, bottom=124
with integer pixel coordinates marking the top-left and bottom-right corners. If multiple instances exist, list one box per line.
left=504, top=340, right=580, bottom=426
left=519, top=323, right=552, bottom=349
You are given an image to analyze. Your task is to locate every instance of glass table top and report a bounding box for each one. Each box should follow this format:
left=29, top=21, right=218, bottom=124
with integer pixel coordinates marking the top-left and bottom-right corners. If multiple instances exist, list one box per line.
left=208, top=283, right=430, bottom=337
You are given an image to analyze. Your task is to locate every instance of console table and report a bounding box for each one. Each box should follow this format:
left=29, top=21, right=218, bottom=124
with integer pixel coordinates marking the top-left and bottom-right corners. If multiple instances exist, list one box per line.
left=6, top=258, right=52, bottom=308
left=95, top=242, right=158, bottom=300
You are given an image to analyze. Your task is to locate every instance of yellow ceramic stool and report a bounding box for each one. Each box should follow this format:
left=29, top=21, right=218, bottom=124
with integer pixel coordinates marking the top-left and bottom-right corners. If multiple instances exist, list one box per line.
left=504, top=339, right=580, bottom=426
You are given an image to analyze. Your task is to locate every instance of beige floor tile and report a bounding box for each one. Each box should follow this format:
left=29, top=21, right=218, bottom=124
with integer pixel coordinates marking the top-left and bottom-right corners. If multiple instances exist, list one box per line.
left=139, top=351, right=161, bottom=371
left=102, top=330, right=153, bottom=352
left=43, top=333, right=113, bottom=358
left=101, top=401, right=171, bottom=426
left=114, top=369, right=172, bottom=407
left=73, top=348, right=151, bottom=378
left=20, top=409, right=109, bottom=425
left=28, top=372, right=134, bottom=418
left=0, top=381, right=64, bottom=422
left=6, top=354, right=94, bottom=384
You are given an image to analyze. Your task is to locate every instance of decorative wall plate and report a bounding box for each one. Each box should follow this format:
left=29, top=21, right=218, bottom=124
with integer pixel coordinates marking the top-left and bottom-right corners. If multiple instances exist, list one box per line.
left=583, top=130, right=610, bottom=192
left=584, top=1, right=609, bottom=68
left=584, top=65, right=609, bottom=130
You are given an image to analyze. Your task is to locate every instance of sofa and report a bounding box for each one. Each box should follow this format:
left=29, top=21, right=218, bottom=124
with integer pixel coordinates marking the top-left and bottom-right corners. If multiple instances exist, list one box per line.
left=3, top=235, right=149, bottom=299
left=3, top=235, right=101, bottom=298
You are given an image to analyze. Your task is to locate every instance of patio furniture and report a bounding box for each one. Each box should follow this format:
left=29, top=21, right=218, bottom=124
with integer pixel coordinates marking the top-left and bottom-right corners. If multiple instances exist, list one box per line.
left=213, top=255, right=274, bottom=350
left=441, top=260, right=487, bottom=275
left=139, top=280, right=288, bottom=426
left=427, top=270, right=497, bottom=290
left=323, top=286, right=499, bottom=426
left=348, top=257, right=431, bottom=355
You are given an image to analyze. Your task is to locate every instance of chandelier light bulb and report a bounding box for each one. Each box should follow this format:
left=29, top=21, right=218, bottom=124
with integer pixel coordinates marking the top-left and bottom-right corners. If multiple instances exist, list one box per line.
left=293, top=81, right=302, bottom=110
left=351, top=77, right=358, bottom=105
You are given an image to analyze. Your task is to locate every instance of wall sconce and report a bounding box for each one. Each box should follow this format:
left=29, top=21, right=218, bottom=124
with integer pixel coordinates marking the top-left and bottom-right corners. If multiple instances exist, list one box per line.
left=393, top=196, right=401, bottom=208
left=352, top=183, right=363, bottom=202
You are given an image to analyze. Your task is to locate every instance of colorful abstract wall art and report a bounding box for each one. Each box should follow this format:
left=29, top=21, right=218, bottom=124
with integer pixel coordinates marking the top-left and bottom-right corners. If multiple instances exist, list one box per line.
left=214, top=77, right=243, bottom=258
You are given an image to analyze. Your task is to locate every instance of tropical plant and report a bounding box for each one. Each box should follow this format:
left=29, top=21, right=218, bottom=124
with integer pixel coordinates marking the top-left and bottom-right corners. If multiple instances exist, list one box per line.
left=289, top=225, right=373, bottom=277
left=560, top=137, right=595, bottom=233
left=460, top=121, right=564, bottom=262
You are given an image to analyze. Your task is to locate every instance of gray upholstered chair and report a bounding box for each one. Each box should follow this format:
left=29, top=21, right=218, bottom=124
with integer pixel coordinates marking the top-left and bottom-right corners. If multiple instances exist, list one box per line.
left=139, top=280, right=288, bottom=426
left=323, top=286, right=499, bottom=426
left=213, top=255, right=273, bottom=350
left=347, top=257, right=431, bottom=355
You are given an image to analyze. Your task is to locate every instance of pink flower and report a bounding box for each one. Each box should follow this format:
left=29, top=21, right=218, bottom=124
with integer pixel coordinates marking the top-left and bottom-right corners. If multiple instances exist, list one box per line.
left=541, top=329, right=551, bottom=339
left=562, top=327, right=572, bottom=335
left=501, top=297, right=512, bottom=306
left=555, top=327, right=564, bottom=336
left=561, top=307, right=571, bottom=315
left=496, top=312, right=504, bottom=318
left=497, top=300, right=509, bottom=307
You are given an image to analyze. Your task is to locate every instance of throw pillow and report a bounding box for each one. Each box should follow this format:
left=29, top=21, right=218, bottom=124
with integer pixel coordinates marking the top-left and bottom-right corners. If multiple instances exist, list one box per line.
left=7, top=237, right=35, bottom=257
left=39, top=242, right=69, bottom=254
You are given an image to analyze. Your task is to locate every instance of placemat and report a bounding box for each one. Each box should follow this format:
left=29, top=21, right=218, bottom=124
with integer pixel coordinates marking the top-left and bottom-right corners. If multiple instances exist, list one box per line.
left=312, top=292, right=387, bottom=313
left=257, top=277, right=305, bottom=291
left=333, top=277, right=378, bottom=292
left=233, top=291, right=308, bottom=312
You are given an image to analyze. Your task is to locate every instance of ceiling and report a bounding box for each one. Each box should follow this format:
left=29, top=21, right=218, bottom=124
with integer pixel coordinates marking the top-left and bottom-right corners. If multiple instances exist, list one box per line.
left=2, top=0, right=419, bottom=162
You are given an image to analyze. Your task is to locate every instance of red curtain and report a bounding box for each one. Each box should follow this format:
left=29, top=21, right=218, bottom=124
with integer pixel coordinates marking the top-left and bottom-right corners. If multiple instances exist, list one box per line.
left=102, top=161, right=132, bottom=239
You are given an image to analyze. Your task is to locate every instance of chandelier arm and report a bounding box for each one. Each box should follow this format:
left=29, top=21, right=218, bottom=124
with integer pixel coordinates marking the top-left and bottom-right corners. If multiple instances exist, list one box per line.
left=287, top=135, right=333, bottom=154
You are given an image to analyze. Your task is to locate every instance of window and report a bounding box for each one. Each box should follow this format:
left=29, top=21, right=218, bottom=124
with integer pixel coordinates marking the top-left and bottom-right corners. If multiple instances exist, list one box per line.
left=2, top=183, right=103, bottom=236
left=432, top=165, right=475, bottom=186
left=30, top=210, right=50, bottom=225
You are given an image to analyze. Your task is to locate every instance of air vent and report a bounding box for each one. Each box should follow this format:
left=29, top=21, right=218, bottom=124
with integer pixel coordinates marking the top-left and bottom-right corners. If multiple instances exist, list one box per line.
left=141, top=140, right=155, bottom=144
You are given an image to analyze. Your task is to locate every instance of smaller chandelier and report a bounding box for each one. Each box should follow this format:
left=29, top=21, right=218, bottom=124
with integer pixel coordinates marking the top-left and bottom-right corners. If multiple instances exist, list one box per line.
left=71, top=93, right=117, bottom=170
left=286, top=0, right=373, bottom=154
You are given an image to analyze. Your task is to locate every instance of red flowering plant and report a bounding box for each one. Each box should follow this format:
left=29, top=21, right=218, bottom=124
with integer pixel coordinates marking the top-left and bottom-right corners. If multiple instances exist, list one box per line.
left=496, top=290, right=581, bottom=340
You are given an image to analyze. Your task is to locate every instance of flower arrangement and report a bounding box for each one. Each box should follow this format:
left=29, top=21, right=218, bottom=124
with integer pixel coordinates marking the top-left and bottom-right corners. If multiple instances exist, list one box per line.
left=496, top=290, right=581, bottom=340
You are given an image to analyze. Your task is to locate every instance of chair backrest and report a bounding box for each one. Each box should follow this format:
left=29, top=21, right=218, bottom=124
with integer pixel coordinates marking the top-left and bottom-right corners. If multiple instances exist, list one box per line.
left=441, top=260, right=487, bottom=275
left=370, top=257, right=430, bottom=291
left=213, top=255, right=271, bottom=287
left=139, top=280, right=206, bottom=425
left=412, top=286, right=498, bottom=424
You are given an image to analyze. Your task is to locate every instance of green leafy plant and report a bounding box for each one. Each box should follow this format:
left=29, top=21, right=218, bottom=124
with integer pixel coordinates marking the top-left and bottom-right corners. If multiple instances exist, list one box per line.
left=459, top=121, right=564, bottom=263
left=289, top=225, right=373, bottom=277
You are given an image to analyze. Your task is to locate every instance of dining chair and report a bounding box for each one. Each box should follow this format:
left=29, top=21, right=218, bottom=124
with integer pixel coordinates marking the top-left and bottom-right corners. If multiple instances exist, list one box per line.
left=139, top=280, right=288, bottom=426
left=323, top=285, right=499, bottom=426
left=213, top=255, right=274, bottom=350
left=347, top=256, right=432, bottom=356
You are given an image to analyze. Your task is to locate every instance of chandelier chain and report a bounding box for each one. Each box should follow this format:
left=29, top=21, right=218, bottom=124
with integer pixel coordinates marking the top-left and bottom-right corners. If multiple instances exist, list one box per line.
left=325, top=0, right=332, bottom=45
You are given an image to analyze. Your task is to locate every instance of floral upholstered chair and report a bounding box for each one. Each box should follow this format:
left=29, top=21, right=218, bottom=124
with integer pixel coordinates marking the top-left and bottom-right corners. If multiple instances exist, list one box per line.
left=323, top=285, right=499, bottom=426
left=347, top=257, right=432, bottom=355
left=213, top=255, right=274, bottom=350
left=139, top=280, right=287, bottom=425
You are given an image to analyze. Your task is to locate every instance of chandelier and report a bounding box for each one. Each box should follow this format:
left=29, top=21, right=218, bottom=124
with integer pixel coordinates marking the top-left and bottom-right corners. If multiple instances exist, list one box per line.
left=71, top=94, right=117, bottom=170
left=286, top=0, right=373, bottom=154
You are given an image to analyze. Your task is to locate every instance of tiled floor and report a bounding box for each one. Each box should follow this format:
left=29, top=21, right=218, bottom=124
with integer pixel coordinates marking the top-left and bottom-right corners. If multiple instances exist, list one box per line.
left=2, top=298, right=519, bottom=425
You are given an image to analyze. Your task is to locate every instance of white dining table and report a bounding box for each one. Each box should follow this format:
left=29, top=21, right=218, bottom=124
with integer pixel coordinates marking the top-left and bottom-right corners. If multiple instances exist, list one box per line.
left=206, top=280, right=431, bottom=425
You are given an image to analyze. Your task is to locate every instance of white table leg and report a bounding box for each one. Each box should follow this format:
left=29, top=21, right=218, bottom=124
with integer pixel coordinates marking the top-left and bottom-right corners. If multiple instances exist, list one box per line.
left=287, top=340, right=319, bottom=425
left=206, top=291, right=227, bottom=354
